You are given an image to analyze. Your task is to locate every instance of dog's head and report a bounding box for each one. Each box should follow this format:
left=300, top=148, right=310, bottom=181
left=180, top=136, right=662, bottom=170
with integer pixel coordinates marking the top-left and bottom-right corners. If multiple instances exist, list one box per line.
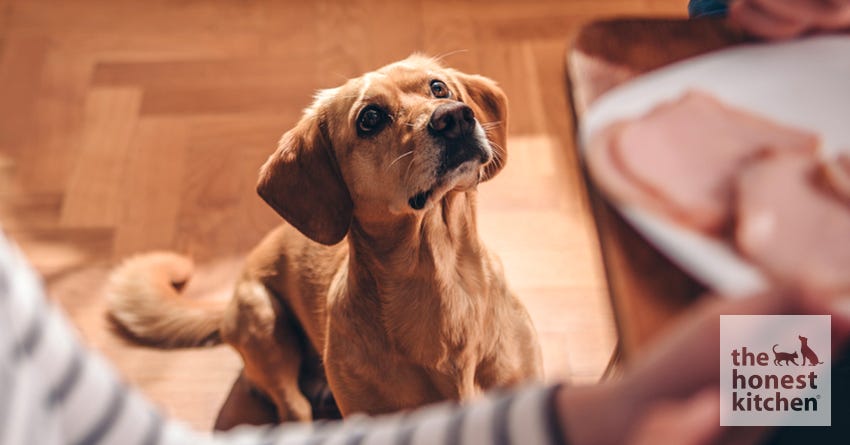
left=257, top=55, right=508, bottom=245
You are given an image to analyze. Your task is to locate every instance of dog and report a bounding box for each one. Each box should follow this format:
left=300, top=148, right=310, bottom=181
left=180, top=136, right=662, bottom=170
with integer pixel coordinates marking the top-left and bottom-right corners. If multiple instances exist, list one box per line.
left=772, top=344, right=798, bottom=366
left=799, top=335, right=823, bottom=366
left=106, top=54, right=543, bottom=428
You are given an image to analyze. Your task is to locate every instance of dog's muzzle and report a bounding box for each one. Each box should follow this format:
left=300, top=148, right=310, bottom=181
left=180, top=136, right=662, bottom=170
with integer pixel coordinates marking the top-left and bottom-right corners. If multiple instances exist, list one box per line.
left=428, top=102, right=490, bottom=176
left=408, top=103, right=491, bottom=211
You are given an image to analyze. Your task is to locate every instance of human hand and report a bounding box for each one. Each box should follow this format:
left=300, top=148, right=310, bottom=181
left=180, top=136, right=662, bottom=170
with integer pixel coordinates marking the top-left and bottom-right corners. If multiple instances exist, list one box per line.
left=629, top=389, right=721, bottom=445
left=555, top=290, right=850, bottom=445
left=729, top=0, right=850, bottom=39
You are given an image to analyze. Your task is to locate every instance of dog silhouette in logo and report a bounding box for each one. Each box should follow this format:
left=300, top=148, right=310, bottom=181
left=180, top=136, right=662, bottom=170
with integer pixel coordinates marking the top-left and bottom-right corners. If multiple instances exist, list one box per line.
left=772, top=344, right=799, bottom=366
left=799, top=335, right=823, bottom=365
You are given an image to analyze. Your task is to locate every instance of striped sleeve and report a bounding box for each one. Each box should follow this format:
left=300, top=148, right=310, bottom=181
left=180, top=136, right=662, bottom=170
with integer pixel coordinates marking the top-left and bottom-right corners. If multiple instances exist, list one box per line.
left=212, top=385, right=565, bottom=445
left=0, top=232, right=567, bottom=445
left=0, top=235, right=183, bottom=445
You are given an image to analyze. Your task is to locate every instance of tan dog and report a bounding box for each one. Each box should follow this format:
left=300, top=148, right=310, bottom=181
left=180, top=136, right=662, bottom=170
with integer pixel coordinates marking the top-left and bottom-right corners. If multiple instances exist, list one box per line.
left=107, top=54, right=542, bottom=427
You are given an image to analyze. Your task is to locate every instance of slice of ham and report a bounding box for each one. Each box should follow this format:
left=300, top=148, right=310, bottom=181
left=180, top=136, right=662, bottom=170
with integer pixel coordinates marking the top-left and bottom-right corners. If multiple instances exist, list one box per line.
left=588, top=90, right=820, bottom=233
left=735, top=152, right=850, bottom=294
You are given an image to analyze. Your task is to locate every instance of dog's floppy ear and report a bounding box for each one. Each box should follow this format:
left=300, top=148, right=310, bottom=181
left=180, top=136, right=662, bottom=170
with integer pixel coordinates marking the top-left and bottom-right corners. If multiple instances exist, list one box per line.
left=257, top=109, right=353, bottom=245
left=452, top=71, right=508, bottom=181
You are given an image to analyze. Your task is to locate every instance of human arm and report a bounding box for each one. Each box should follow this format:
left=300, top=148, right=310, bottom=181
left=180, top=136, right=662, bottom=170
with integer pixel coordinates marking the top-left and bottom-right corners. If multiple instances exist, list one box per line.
left=729, top=0, right=850, bottom=39
left=0, top=232, right=565, bottom=445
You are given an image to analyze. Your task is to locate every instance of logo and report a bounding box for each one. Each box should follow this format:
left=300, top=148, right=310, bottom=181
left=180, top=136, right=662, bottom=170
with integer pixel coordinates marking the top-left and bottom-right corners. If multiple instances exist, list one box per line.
left=720, top=315, right=831, bottom=426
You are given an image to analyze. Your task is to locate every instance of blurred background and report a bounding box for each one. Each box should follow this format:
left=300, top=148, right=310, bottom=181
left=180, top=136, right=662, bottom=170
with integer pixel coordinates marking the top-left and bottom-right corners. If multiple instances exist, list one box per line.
left=0, top=0, right=683, bottom=429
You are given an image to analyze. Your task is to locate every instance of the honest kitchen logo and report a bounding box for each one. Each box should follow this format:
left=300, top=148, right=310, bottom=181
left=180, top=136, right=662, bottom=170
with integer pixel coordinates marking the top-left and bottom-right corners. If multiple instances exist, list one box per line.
left=720, top=315, right=831, bottom=426
left=730, top=337, right=822, bottom=412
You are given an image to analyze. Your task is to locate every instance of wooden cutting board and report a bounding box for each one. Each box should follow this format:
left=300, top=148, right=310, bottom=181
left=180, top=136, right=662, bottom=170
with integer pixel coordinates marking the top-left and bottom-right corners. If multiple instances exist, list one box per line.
left=566, top=17, right=752, bottom=356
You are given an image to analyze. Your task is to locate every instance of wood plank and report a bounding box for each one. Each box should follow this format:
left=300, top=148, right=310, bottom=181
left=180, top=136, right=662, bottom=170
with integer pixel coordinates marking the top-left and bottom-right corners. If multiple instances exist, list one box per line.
left=173, top=116, right=288, bottom=261
left=0, top=192, right=63, bottom=230
left=0, top=34, right=49, bottom=155
left=478, top=135, right=565, bottom=211
left=112, top=118, right=188, bottom=257
left=257, top=1, right=319, bottom=58
left=420, top=1, right=478, bottom=72
left=46, top=31, right=264, bottom=61
left=92, top=56, right=317, bottom=89
left=0, top=0, right=10, bottom=52
left=6, top=227, right=114, bottom=279
left=17, top=51, right=94, bottom=194
left=9, top=0, right=265, bottom=34
left=140, top=85, right=306, bottom=116
left=0, top=153, right=17, bottom=207
left=61, top=87, right=142, bottom=227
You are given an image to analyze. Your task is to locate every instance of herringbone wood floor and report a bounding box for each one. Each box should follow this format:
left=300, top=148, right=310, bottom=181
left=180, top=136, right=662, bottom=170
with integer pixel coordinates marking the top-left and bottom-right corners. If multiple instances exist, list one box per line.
left=0, top=0, right=685, bottom=430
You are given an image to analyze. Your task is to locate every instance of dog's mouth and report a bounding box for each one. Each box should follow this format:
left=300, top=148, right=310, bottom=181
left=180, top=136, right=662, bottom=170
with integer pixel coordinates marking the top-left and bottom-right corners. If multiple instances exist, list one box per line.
left=407, top=148, right=489, bottom=211
left=408, top=190, right=433, bottom=210
left=437, top=140, right=488, bottom=177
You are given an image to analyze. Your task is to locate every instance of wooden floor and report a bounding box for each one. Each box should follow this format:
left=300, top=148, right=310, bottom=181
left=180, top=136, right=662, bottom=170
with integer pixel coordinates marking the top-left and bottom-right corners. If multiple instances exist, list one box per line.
left=0, top=0, right=685, bottom=430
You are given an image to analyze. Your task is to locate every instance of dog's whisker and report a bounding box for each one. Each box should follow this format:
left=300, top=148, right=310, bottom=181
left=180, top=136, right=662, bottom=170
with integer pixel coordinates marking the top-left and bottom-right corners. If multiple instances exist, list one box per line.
left=491, top=153, right=504, bottom=167
left=490, top=157, right=504, bottom=173
left=404, top=154, right=416, bottom=181
left=389, top=150, right=415, bottom=169
left=488, top=141, right=506, bottom=171
left=492, top=154, right=505, bottom=171
left=430, top=49, right=470, bottom=64
left=490, top=147, right=504, bottom=163
left=489, top=140, right=506, bottom=155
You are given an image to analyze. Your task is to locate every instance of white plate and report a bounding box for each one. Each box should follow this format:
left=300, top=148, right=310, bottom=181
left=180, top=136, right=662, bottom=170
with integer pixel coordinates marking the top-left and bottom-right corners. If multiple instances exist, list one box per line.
left=580, top=35, right=850, bottom=298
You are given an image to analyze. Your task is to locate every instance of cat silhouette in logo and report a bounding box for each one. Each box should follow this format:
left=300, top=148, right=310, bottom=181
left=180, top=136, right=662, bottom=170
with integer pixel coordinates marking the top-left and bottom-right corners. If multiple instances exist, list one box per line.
left=799, top=335, right=824, bottom=366
left=772, top=344, right=799, bottom=366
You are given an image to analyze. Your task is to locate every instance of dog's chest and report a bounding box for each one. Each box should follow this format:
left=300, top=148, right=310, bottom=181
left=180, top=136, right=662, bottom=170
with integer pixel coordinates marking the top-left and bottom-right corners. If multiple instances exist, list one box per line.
left=383, top=286, right=494, bottom=371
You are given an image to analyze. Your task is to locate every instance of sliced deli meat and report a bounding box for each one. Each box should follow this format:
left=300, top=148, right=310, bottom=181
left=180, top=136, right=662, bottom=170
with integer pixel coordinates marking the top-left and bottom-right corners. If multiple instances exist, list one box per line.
left=589, top=90, right=820, bottom=233
left=585, top=122, right=651, bottom=209
left=735, top=152, right=850, bottom=294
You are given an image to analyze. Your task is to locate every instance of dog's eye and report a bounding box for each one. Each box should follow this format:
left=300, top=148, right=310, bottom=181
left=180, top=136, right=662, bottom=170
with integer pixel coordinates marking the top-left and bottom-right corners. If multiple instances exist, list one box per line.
left=357, top=106, right=387, bottom=136
left=430, top=80, right=451, bottom=99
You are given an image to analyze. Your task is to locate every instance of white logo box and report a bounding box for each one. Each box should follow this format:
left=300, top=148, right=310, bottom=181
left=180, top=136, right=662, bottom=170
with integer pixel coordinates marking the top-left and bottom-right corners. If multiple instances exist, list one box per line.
left=720, top=315, right=831, bottom=426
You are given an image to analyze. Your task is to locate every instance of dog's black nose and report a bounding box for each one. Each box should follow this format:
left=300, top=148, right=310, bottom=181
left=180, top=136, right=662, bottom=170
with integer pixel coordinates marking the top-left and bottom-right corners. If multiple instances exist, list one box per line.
left=428, top=102, right=475, bottom=139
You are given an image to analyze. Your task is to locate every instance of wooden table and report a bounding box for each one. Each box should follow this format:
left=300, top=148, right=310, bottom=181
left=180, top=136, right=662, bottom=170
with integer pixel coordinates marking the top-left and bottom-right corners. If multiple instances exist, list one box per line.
left=565, top=18, right=755, bottom=358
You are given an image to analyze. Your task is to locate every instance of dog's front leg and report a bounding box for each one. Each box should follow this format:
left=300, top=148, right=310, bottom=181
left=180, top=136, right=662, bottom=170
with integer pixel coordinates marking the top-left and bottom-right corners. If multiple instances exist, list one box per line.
left=428, top=362, right=479, bottom=401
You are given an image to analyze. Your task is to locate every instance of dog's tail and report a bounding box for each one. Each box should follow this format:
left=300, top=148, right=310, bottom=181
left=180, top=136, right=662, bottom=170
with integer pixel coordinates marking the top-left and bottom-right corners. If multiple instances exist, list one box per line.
left=105, top=252, right=226, bottom=348
left=773, top=344, right=779, bottom=354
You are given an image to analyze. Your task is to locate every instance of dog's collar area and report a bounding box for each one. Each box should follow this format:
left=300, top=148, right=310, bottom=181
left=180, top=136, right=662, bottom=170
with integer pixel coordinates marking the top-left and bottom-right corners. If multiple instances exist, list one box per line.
left=408, top=190, right=432, bottom=210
